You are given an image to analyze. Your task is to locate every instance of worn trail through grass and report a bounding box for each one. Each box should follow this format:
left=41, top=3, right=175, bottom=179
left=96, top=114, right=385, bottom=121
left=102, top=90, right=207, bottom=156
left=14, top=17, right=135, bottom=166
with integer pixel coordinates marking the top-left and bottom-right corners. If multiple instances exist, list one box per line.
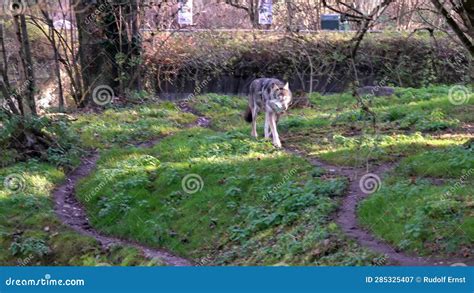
left=288, top=148, right=436, bottom=265
left=286, top=147, right=473, bottom=266
left=53, top=136, right=197, bottom=266
left=179, top=101, right=471, bottom=266
left=52, top=95, right=471, bottom=267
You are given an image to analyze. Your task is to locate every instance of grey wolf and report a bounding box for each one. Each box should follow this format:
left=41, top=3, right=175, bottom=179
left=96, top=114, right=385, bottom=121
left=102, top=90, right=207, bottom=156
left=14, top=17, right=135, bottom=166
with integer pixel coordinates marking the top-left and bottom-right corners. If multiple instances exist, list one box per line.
left=244, top=78, right=292, bottom=148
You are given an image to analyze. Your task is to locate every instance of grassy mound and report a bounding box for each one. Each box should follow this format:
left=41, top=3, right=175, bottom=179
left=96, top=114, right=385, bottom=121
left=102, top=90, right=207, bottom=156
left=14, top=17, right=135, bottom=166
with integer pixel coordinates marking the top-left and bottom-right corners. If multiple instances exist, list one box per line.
left=276, top=86, right=473, bottom=259
left=358, top=146, right=473, bottom=257
left=1, top=86, right=471, bottom=265
left=77, top=125, right=377, bottom=265
left=0, top=161, right=159, bottom=266
left=0, top=102, right=191, bottom=266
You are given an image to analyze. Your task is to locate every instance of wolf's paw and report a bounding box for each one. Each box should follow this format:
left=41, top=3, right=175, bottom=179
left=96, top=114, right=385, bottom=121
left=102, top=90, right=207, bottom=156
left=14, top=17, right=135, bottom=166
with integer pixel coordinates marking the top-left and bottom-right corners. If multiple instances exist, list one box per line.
left=273, top=141, right=282, bottom=148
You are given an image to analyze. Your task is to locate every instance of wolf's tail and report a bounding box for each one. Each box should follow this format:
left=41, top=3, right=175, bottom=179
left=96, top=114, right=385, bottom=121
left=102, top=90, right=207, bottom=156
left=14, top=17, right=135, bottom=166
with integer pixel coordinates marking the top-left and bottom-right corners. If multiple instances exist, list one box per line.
left=244, top=106, right=253, bottom=123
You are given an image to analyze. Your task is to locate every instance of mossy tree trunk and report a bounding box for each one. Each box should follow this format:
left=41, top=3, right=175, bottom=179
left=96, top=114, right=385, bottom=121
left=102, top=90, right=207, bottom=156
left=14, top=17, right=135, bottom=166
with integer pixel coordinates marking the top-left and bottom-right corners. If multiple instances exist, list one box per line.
left=75, top=0, right=143, bottom=106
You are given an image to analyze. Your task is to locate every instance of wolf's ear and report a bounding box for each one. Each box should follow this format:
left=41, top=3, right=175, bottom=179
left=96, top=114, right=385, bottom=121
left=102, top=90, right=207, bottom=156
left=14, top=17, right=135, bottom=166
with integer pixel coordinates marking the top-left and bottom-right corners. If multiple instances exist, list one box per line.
left=283, top=82, right=289, bottom=90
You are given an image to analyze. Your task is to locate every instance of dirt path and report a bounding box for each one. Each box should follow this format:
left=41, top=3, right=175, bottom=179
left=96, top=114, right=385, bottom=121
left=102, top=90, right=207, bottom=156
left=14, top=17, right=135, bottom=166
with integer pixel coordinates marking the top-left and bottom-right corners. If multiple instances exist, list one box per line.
left=64, top=100, right=467, bottom=267
left=178, top=100, right=473, bottom=266
left=177, top=100, right=212, bottom=128
left=286, top=147, right=472, bottom=266
left=53, top=102, right=212, bottom=266
left=52, top=136, right=199, bottom=267
left=175, top=102, right=465, bottom=266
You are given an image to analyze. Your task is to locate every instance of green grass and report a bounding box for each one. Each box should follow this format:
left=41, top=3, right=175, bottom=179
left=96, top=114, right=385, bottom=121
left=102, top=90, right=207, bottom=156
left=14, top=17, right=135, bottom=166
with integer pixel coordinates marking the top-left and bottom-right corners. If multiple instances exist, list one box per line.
left=358, top=179, right=473, bottom=256
left=72, top=102, right=196, bottom=149
left=358, top=144, right=473, bottom=256
left=0, top=161, right=160, bottom=266
left=278, top=86, right=473, bottom=259
left=283, top=86, right=473, bottom=167
left=306, top=133, right=469, bottom=167
left=191, top=94, right=249, bottom=131
left=1, top=85, right=471, bottom=265
left=186, top=87, right=472, bottom=261
left=77, top=126, right=379, bottom=265
left=0, top=102, right=196, bottom=266
left=396, top=146, right=474, bottom=178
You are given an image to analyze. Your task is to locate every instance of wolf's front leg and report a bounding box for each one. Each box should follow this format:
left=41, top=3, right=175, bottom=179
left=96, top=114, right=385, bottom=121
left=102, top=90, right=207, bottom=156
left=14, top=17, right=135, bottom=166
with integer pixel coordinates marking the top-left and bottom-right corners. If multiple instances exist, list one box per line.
left=264, top=111, right=271, bottom=139
left=269, top=112, right=281, bottom=148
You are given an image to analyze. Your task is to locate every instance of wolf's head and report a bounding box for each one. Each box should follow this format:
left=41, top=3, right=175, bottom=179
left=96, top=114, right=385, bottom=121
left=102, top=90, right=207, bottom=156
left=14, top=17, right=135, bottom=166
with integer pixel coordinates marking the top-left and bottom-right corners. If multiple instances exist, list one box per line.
left=271, top=82, right=292, bottom=112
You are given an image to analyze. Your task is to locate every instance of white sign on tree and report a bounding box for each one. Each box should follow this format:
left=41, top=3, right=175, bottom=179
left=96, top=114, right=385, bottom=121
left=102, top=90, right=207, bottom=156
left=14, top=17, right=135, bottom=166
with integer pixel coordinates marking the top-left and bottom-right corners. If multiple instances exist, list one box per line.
left=178, top=0, right=193, bottom=25
left=258, top=0, right=273, bottom=25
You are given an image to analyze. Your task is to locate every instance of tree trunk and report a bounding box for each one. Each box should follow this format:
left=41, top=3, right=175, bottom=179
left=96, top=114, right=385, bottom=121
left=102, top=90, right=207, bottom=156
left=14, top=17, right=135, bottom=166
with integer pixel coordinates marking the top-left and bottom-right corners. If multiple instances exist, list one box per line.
left=286, top=0, right=294, bottom=32
left=128, top=0, right=142, bottom=91
left=75, top=0, right=116, bottom=106
left=13, top=14, right=37, bottom=115
left=429, top=0, right=474, bottom=58
left=42, top=10, right=65, bottom=112
left=0, top=22, right=21, bottom=115
left=75, top=0, right=144, bottom=105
